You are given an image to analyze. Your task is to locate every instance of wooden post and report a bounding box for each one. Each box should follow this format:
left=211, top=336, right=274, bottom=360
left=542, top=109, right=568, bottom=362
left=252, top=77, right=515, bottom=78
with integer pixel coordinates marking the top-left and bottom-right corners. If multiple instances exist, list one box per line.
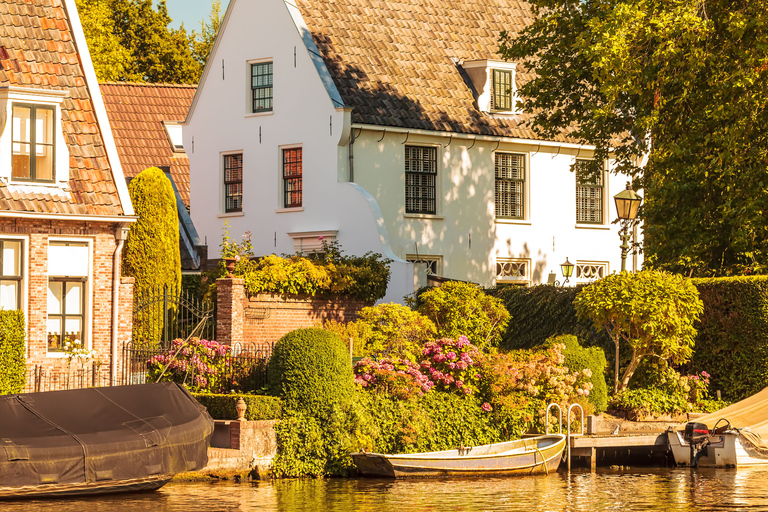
left=590, top=447, right=597, bottom=472
left=349, top=337, right=354, bottom=366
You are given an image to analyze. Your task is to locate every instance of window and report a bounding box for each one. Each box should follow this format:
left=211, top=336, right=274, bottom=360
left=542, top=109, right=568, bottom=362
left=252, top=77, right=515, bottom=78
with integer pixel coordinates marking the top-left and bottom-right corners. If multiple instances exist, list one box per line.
left=224, top=154, right=243, bottom=213
left=12, top=103, right=55, bottom=182
left=405, top=146, right=437, bottom=214
left=47, top=241, right=89, bottom=353
left=576, top=160, right=604, bottom=224
left=576, top=261, right=608, bottom=282
left=163, top=122, right=184, bottom=152
left=406, top=256, right=441, bottom=276
left=495, top=153, right=525, bottom=219
left=282, top=148, right=302, bottom=208
left=251, top=62, right=273, bottom=113
left=0, top=240, right=22, bottom=310
left=496, top=258, right=529, bottom=284
left=492, top=69, right=513, bottom=112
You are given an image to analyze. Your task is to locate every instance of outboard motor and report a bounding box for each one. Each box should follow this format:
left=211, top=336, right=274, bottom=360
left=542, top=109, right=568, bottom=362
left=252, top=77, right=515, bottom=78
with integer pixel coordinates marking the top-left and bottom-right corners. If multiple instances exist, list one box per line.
left=683, top=422, right=711, bottom=466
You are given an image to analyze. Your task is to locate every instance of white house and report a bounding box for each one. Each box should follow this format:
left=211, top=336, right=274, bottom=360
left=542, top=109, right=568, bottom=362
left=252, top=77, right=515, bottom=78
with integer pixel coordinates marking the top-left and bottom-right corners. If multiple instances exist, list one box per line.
left=184, top=0, right=642, bottom=304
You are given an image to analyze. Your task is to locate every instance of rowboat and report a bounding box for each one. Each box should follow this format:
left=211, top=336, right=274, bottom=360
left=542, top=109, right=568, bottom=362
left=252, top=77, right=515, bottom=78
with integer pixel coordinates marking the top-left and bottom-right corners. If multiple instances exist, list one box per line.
left=668, top=386, right=768, bottom=468
left=351, top=434, right=566, bottom=478
left=0, top=382, right=214, bottom=499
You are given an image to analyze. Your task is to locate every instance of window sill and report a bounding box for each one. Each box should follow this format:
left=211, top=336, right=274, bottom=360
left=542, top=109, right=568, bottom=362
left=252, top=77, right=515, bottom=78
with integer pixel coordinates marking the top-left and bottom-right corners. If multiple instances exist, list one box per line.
left=245, top=111, right=274, bottom=118
left=404, top=214, right=445, bottom=220
left=218, top=212, right=245, bottom=218
left=276, top=207, right=303, bottom=214
left=575, top=223, right=611, bottom=230
left=495, top=218, right=531, bottom=226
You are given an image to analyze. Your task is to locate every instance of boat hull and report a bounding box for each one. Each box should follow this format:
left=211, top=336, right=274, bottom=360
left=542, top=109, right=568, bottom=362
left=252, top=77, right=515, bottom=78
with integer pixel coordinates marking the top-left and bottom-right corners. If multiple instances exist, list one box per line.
left=352, top=435, right=566, bottom=478
left=667, top=430, right=768, bottom=467
left=0, top=475, right=172, bottom=499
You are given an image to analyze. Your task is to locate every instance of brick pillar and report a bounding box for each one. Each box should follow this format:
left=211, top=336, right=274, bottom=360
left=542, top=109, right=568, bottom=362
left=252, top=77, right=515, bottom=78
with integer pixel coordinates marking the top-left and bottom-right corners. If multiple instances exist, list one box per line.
left=217, top=278, right=245, bottom=346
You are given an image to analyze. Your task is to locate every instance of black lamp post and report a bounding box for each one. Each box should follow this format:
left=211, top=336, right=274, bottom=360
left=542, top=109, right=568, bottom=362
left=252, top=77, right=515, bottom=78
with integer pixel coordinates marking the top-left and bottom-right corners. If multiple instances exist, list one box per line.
left=613, top=183, right=643, bottom=272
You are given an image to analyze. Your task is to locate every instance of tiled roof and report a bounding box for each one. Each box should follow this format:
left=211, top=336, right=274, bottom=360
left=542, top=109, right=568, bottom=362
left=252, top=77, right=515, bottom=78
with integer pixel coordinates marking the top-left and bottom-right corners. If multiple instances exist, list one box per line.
left=100, top=82, right=196, bottom=207
left=0, top=0, right=125, bottom=216
left=296, top=0, right=576, bottom=142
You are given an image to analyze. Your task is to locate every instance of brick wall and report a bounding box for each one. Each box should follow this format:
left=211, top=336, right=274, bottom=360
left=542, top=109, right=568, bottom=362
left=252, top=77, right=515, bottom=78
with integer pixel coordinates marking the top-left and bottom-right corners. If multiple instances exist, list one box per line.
left=216, top=278, right=369, bottom=345
left=0, top=218, right=133, bottom=386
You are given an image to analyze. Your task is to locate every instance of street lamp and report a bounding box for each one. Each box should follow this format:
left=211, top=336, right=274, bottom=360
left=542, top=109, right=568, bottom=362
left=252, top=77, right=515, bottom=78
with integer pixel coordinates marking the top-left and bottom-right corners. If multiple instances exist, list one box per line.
left=548, top=257, right=575, bottom=286
left=613, top=182, right=643, bottom=272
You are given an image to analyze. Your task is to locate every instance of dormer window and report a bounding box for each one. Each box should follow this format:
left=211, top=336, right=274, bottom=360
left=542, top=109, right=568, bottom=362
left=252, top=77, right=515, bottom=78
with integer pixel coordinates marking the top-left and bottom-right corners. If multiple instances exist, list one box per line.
left=12, top=103, right=55, bottom=182
left=462, top=60, right=519, bottom=115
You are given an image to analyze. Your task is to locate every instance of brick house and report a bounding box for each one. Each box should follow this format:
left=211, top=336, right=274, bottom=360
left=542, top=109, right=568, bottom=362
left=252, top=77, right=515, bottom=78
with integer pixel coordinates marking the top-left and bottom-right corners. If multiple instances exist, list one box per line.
left=0, top=0, right=136, bottom=386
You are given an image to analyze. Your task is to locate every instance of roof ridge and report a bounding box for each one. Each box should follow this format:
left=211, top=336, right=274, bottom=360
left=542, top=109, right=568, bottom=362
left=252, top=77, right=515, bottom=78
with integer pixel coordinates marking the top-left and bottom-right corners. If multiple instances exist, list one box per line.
left=99, top=81, right=198, bottom=89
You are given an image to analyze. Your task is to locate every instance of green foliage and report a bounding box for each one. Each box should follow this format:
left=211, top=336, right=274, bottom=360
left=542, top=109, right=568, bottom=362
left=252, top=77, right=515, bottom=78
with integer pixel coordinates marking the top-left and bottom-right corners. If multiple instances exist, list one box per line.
left=268, top=328, right=354, bottom=416
left=414, top=281, right=510, bottom=350
left=78, top=0, right=204, bottom=83
left=487, top=284, right=612, bottom=352
left=499, top=0, right=768, bottom=276
left=0, top=310, right=26, bottom=395
left=685, top=276, right=768, bottom=401
left=193, top=393, right=282, bottom=421
left=609, top=388, right=689, bottom=419
left=123, top=167, right=181, bottom=345
left=545, top=335, right=608, bottom=414
left=325, top=303, right=436, bottom=360
left=272, top=410, right=327, bottom=478
left=574, top=270, right=703, bottom=392
left=190, top=0, right=222, bottom=66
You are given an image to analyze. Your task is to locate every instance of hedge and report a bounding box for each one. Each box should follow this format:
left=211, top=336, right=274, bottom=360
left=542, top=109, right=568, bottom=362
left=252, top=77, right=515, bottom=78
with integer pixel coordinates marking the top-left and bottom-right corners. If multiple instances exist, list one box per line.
left=685, top=276, right=768, bottom=401
left=193, top=393, right=282, bottom=421
left=545, top=334, right=608, bottom=413
left=488, top=284, right=612, bottom=353
left=0, top=310, right=25, bottom=394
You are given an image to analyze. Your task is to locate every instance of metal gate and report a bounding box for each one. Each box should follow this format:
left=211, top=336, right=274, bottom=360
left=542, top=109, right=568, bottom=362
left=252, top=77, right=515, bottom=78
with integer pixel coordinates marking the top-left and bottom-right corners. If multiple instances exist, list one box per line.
left=131, top=283, right=215, bottom=346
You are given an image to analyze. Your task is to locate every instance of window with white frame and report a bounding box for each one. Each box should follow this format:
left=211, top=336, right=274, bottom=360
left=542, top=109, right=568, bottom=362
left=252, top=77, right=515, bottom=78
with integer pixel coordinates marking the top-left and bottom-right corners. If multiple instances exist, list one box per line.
left=223, top=153, right=243, bottom=213
left=405, top=146, right=437, bottom=214
left=575, top=159, right=604, bottom=224
left=576, top=261, right=608, bottom=282
left=406, top=255, right=442, bottom=276
left=12, top=103, right=55, bottom=182
left=495, top=153, right=525, bottom=219
left=492, top=69, right=514, bottom=112
left=496, top=258, right=530, bottom=284
left=0, top=239, right=22, bottom=310
left=282, top=147, right=303, bottom=208
left=251, top=62, right=273, bottom=113
left=47, top=241, right=89, bottom=353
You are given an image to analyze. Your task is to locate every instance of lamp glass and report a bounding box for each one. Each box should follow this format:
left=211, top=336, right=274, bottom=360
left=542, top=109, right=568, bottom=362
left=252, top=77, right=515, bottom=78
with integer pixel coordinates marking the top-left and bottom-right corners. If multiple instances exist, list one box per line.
left=561, top=258, right=574, bottom=278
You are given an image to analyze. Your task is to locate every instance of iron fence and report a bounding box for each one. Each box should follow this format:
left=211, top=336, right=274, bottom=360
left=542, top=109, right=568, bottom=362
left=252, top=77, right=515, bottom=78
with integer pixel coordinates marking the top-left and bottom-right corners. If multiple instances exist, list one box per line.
left=132, top=284, right=215, bottom=346
left=121, top=340, right=275, bottom=392
left=25, top=362, right=108, bottom=393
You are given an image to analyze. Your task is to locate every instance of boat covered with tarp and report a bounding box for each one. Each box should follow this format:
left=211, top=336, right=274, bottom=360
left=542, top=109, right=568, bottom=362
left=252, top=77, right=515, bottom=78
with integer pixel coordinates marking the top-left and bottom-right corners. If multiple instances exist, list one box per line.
left=352, top=434, right=566, bottom=478
left=0, top=382, right=214, bottom=498
left=668, top=386, right=768, bottom=467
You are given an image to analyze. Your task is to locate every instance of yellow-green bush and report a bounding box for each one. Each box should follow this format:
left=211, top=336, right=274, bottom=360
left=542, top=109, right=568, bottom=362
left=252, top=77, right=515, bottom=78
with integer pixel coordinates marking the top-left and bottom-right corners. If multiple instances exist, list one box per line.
left=192, top=393, right=282, bottom=420
left=0, top=310, right=25, bottom=394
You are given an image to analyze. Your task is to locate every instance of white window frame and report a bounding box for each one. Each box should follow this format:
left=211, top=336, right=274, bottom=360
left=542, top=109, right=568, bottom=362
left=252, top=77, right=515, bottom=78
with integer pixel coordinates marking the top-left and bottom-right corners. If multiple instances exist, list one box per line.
left=403, top=144, right=441, bottom=218
left=575, top=261, right=609, bottom=283
left=575, top=159, right=609, bottom=228
left=0, top=234, right=28, bottom=327
left=494, top=151, right=530, bottom=222
left=46, top=237, right=93, bottom=357
left=495, top=257, right=531, bottom=285
left=245, top=58, right=274, bottom=117
left=406, top=255, right=442, bottom=277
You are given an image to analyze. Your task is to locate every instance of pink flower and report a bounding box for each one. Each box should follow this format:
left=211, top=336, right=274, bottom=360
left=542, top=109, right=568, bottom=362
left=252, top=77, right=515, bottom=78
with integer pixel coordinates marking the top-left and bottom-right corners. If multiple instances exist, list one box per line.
left=318, top=236, right=324, bottom=240
left=446, top=351, right=457, bottom=361
left=481, top=402, right=492, bottom=412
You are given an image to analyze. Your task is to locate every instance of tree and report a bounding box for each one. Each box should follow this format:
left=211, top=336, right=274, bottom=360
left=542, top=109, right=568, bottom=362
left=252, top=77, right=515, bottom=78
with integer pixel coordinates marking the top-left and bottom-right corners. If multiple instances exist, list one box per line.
left=123, top=167, right=181, bottom=344
left=75, top=0, right=136, bottom=81
left=191, top=0, right=223, bottom=67
left=573, top=270, right=703, bottom=393
left=499, top=0, right=768, bottom=276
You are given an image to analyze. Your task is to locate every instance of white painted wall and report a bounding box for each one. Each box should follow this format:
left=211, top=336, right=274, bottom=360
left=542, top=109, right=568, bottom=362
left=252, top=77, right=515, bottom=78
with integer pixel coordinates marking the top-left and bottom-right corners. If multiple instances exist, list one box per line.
left=185, top=0, right=412, bottom=304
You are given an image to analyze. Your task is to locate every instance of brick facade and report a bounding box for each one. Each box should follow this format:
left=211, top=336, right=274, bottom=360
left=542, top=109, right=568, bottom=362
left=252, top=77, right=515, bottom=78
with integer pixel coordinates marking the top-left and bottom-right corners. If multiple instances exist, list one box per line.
left=0, top=218, right=133, bottom=387
left=216, top=277, right=369, bottom=345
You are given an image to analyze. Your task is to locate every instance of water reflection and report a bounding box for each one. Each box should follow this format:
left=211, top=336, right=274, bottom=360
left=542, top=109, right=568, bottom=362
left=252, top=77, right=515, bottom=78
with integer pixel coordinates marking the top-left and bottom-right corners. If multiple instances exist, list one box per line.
left=3, top=467, right=768, bottom=511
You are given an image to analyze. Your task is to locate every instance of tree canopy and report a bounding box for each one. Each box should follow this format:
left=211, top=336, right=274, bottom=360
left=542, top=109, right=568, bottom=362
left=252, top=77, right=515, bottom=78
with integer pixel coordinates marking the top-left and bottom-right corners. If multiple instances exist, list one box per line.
left=499, top=0, right=768, bottom=277
left=76, top=0, right=223, bottom=83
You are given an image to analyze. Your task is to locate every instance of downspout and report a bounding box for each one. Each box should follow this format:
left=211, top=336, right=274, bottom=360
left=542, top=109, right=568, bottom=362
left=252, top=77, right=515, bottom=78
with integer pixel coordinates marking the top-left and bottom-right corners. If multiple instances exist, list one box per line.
left=348, top=128, right=355, bottom=182
left=111, top=224, right=130, bottom=385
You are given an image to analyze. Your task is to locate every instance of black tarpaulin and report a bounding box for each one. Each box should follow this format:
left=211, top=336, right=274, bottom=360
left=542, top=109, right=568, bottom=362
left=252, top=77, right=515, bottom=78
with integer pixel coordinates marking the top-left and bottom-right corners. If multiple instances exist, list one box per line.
left=0, top=382, right=213, bottom=489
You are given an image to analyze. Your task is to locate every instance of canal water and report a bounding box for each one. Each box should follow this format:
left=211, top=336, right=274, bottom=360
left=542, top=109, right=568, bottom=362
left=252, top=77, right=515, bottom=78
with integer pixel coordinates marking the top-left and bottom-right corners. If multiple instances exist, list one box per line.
left=4, top=467, right=768, bottom=511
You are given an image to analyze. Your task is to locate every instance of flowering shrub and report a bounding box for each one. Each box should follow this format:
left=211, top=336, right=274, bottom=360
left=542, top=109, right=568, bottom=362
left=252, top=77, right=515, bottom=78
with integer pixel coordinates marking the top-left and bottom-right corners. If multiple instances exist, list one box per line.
left=354, top=357, right=433, bottom=400
left=146, top=337, right=243, bottom=393
left=63, top=339, right=99, bottom=365
left=420, top=336, right=484, bottom=396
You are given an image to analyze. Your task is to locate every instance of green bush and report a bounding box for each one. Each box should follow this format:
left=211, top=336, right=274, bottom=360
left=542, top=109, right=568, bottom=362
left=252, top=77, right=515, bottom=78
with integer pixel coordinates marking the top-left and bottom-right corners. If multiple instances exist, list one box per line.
left=413, top=281, right=510, bottom=350
left=325, top=303, right=436, bottom=360
left=268, top=328, right=354, bottom=416
left=609, top=387, right=689, bottom=418
left=545, top=335, right=608, bottom=413
left=487, top=284, right=612, bottom=353
left=192, top=393, right=282, bottom=420
left=685, top=276, right=768, bottom=401
left=0, top=310, right=26, bottom=394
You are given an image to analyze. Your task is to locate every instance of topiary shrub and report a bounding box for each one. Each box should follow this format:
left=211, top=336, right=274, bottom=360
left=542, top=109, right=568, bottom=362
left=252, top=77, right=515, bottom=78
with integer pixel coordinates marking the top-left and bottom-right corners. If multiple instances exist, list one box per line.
left=412, top=281, right=510, bottom=350
left=545, top=335, right=608, bottom=413
left=268, top=328, right=354, bottom=416
left=193, top=393, right=282, bottom=421
left=122, top=167, right=181, bottom=345
left=0, top=310, right=26, bottom=394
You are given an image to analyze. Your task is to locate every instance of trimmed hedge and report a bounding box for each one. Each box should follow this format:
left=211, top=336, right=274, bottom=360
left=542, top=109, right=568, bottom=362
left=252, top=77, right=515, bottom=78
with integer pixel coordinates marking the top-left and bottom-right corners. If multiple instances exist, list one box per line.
left=0, top=310, right=26, bottom=395
left=488, top=284, right=612, bottom=352
left=193, top=393, right=282, bottom=420
left=545, top=334, right=608, bottom=413
left=685, top=276, right=768, bottom=401
left=268, top=328, right=354, bottom=415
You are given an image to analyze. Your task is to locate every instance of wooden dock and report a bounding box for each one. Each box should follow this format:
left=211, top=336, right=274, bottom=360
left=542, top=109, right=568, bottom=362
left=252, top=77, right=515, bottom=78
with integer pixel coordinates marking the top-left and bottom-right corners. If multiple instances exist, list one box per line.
left=568, top=432, right=670, bottom=470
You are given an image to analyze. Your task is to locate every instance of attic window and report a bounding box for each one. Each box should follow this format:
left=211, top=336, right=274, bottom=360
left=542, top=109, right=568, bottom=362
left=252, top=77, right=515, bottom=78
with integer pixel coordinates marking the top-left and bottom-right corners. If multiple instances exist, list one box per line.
left=163, top=122, right=184, bottom=152
left=462, top=60, right=519, bottom=115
